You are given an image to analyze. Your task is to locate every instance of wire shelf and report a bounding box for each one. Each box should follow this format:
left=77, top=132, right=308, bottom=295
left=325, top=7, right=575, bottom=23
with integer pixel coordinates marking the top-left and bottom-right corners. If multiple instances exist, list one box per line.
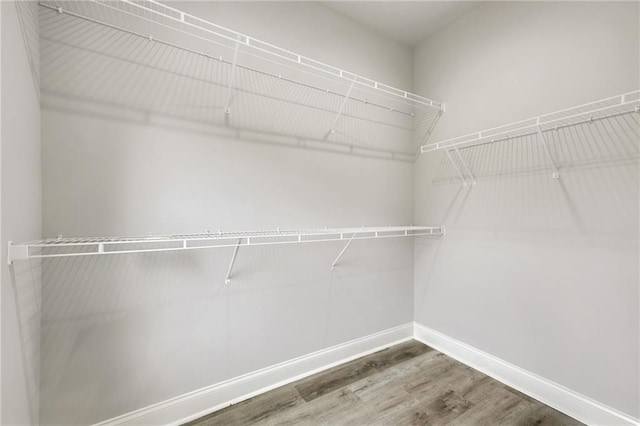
left=7, top=226, right=444, bottom=263
left=39, top=0, right=443, bottom=159
left=421, top=91, right=639, bottom=153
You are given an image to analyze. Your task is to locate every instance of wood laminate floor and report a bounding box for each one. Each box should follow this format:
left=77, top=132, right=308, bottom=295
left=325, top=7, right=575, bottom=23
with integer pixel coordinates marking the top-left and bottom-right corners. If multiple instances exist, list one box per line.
left=186, top=340, right=582, bottom=426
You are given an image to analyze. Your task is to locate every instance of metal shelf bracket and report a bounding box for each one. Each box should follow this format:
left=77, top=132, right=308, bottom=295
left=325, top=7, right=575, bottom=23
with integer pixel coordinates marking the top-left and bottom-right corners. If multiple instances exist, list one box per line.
left=445, top=149, right=467, bottom=187
left=325, top=80, right=355, bottom=140
left=224, top=38, right=241, bottom=120
left=331, top=234, right=356, bottom=271
left=536, top=125, right=560, bottom=179
left=225, top=238, right=242, bottom=285
left=454, top=148, right=476, bottom=186
left=446, top=148, right=476, bottom=186
left=7, top=241, right=29, bottom=266
left=418, top=109, right=444, bottom=147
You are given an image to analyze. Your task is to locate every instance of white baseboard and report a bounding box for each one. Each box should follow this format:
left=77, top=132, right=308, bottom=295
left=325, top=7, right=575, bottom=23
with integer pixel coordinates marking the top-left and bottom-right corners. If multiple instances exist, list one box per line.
left=413, top=322, right=639, bottom=426
left=95, top=323, right=414, bottom=426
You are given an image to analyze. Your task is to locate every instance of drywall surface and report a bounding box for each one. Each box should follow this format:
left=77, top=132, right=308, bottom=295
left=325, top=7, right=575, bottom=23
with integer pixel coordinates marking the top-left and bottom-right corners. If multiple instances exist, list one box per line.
left=1, top=1, right=42, bottom=425
left=414, top=1, right=639, bottom=419
left=39, top=2, right=415, bottom=424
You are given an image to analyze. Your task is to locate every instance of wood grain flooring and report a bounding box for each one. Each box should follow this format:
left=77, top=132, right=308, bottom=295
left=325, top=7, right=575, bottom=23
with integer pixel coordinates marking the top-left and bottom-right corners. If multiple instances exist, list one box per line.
left=185, top=340, right=582, bottom=426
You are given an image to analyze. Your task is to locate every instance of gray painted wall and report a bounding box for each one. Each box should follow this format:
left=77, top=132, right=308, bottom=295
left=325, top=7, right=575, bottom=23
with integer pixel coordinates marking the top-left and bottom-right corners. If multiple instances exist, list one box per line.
left=1, top=1, right=42, bottom=425
left=39, top=2, right=416, bottom=424
left=413, top=1, right=639, bottom=419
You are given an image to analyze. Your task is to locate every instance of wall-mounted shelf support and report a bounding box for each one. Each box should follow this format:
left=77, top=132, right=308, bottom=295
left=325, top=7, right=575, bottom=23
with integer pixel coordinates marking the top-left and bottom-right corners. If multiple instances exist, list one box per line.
left=224, top=38, right=241, bottom=118
left=225, top=238, right=242, bottom=285
left=454, top=148, right=476, bottom=186
left=325, top=80, right=355, bottom=140
left=7, top=241, right=29, bottom=266
left=418, top=110, right=444, bottom=147
left=331, top=233, right=356, bottom=271
left=445, top=150, right=467, bottom=186
left=535, top=125, right=560, bottom=179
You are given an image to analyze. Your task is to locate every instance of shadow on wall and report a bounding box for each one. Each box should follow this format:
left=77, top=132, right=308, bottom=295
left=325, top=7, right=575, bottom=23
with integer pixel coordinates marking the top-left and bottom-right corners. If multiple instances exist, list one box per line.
left=39, top=3, right=441, bottom=162
left=9, top=259, right=42, bottom=426
left=15, top=0, right=39, bottom=95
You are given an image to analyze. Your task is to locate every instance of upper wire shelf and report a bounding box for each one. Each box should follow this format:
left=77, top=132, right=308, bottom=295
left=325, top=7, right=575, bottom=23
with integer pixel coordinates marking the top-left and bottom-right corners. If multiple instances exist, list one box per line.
left=421, top=91, right=639, bottom=153
left=422, top=90, right=639, bottom=185
left=39, top=0, right=444, bottom=160
left=7, top=226, right=444, bottom=263
left=86, top=0, right=442, bottom=109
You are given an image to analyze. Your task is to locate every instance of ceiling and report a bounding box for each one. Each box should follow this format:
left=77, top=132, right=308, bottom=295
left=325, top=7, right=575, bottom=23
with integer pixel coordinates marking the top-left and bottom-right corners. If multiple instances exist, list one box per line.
left=323, top=1, right=479, bottom=46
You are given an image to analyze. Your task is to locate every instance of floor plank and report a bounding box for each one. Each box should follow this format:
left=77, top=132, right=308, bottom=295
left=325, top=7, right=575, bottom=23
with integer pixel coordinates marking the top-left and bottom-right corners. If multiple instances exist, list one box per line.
left=294, top=340, right=431, bottom=403
left=293, top=353, right=379, bottom=402
left=186, top=340, right=583, bottom=426
left=183, top=385, right=305, bottom=426
left=266, top=388, right=364, bottom=426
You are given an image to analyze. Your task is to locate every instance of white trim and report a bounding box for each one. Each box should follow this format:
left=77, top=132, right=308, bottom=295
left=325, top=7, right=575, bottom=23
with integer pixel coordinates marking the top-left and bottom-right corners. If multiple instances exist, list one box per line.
left=413, top=323, right=640, bottom=426
left=94, top=323, right=414, bottom=426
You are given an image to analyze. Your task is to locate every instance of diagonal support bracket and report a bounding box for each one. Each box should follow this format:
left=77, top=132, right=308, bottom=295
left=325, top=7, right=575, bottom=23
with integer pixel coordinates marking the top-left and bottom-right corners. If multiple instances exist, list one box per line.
left=445, top=149, right=467, bottom=187
left=414, top=110, right=444, bottom=161
left=324, top=80, right=355, bottom=140
left=331, top=234, right=356, bottom=271
left=225, top=238, right=242, bottom=285
left=536, top=125, right=560, bottom=179
left=454, top=148, right=476, bottom=186
left=224, top=38, right=241, bottom=120
left=418, top=110, right=444, bottom=147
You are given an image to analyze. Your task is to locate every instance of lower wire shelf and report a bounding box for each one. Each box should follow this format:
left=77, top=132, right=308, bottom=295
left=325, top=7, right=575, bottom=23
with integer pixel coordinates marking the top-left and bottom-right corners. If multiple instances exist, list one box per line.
left=7, top=225, right=445, bottom=264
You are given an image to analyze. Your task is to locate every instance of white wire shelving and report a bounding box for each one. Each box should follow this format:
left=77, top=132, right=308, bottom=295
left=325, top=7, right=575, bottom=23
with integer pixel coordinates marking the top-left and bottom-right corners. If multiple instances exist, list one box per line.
left=8, top=226, right=444, bottom=282
left=8, top=226, right=443, bottom=261
left=39, top=0, right=444, bottom=159
left=420, top=90, right=640, bottom=184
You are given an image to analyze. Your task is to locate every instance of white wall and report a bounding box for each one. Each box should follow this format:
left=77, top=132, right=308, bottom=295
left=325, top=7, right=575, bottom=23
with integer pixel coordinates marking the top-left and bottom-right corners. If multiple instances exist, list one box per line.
left=39, top=3, right=416, bottom=424
left=1, top=1, right=42, bottom=425
left=414, top=1, right=639, bottom=419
